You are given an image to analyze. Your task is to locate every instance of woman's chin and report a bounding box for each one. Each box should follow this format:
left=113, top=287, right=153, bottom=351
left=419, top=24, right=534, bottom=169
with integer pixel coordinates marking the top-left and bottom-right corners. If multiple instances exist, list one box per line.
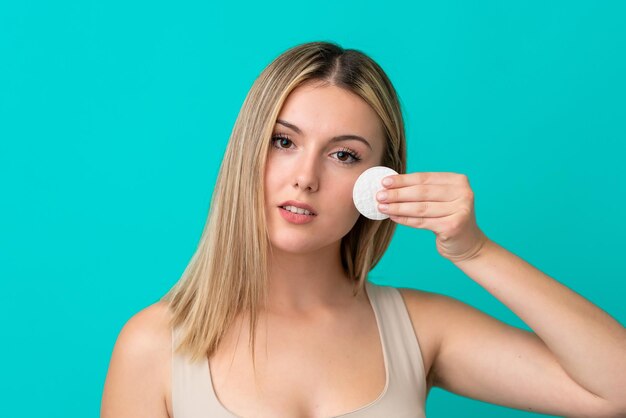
left=269, top=242, right=320, bottom=256
left=268, top=235, right=339, bottom=257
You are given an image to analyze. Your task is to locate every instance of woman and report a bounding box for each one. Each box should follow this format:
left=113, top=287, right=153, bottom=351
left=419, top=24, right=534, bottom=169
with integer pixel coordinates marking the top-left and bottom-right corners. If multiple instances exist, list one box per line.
left=101, top=41, right=626, bottom=417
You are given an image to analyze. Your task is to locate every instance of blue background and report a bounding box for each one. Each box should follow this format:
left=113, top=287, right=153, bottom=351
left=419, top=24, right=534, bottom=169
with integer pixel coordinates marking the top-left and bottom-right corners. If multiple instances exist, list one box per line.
left=1, top=1, right=625, bottom=417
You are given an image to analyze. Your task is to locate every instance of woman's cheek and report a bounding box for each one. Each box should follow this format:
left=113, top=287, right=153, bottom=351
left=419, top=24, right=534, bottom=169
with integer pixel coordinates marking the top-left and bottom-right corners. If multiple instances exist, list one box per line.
left=337, top=186, right=361, bottom=221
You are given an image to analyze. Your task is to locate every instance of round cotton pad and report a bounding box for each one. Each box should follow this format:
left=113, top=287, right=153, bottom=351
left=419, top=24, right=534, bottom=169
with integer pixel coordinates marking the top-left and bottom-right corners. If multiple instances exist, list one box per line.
left=353, top=166, right=399, bottom=220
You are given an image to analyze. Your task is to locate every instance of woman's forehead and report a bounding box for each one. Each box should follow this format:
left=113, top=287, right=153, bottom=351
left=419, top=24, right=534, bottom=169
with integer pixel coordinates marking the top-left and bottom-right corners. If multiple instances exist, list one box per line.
left=276, top=84, right=385, bottom=141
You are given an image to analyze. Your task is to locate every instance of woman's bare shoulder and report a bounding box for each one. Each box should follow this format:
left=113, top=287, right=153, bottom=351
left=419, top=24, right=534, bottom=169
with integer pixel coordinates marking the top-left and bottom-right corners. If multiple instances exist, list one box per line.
left=398, top=286, right=488, bottom=337
left=398, top=286, right=449, bottom=319
left=114, top=300, right=173, bottom=357
left=396, top=287, right=474, bottom=384
left=101, top=301, right=172, bottom=418
left=126, top=300, right=172, bottom=339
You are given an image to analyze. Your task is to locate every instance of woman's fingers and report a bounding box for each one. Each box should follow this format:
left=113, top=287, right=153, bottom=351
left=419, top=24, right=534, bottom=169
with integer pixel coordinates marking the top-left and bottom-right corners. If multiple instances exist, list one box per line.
left=376, top=184, right=465, bottom=203
left=378, top=200, right=457, bottom=219
left=381, top=172, right=469, bottom=188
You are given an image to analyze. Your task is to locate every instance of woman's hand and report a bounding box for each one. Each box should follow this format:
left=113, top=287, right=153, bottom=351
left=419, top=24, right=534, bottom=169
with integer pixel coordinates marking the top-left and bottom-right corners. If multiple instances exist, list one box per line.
left=376, top=172, right=490, bottom=263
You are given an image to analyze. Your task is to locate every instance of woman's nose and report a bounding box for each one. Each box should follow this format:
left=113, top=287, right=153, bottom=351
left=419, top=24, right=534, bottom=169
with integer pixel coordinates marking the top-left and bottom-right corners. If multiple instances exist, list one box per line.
left=293, top=154, right=320, bottom=192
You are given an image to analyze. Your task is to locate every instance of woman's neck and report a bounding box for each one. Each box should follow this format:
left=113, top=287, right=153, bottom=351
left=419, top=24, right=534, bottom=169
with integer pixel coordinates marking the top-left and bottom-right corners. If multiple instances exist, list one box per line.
left=266, top=242, right=358, bottom=313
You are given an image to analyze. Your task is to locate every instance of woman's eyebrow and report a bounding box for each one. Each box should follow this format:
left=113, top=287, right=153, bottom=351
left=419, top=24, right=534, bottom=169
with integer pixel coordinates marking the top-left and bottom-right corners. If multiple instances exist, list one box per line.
left=275, top=119, right=372, bottom=150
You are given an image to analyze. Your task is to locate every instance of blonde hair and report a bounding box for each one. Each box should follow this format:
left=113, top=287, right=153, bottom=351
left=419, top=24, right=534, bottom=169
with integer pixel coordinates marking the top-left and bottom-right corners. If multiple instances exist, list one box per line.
left=162, top=40, right=407, bottom=363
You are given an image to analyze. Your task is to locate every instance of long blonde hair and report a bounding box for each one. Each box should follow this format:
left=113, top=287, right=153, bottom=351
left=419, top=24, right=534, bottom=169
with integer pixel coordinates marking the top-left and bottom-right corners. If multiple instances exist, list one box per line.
left=162, top=40, right=407, bottom=363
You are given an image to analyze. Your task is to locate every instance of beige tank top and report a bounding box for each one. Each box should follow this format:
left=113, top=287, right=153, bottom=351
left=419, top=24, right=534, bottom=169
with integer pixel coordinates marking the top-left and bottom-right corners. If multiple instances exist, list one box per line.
left=172, top=281, right=427, bottom=417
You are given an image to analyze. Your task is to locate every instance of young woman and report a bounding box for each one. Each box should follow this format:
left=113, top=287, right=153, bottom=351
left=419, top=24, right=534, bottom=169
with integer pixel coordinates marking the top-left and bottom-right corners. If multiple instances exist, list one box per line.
left=101, top=41, right=626, bottom=418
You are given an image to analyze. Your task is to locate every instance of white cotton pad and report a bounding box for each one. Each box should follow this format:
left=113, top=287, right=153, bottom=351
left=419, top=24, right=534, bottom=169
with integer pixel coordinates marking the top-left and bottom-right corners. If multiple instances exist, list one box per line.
left=353, top=166, right=399, bottom=220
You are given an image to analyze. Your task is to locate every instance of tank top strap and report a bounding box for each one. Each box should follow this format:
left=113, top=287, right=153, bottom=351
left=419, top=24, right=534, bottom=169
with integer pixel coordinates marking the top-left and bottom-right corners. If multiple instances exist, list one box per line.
left=365, top=281, right=427, bottom=404
left=172, top=326, right=225, bottom=418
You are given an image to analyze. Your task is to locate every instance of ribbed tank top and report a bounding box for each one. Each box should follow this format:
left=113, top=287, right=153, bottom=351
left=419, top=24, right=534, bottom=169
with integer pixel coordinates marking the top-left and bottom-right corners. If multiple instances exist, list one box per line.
left=172, top=281, right=427, bottom=417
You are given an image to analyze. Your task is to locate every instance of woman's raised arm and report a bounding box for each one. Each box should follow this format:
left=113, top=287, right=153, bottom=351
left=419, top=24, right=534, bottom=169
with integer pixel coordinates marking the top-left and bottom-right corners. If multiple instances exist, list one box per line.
left=379, top=171, right=626, bottom=415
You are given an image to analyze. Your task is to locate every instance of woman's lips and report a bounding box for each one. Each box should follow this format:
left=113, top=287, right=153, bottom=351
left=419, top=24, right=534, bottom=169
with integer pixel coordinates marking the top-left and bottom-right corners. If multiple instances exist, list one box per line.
left=278, top=206, right=316, bottom=224
left=278, top=200, right=317, bottom=215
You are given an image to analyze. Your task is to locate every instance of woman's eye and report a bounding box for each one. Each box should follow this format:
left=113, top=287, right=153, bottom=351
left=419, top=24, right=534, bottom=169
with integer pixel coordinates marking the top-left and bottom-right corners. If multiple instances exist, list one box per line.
left=333, top=150, right=358, bottom=164
left=270, top=135, right=361, bottom=165
left=271, top=135, right=293, bottom=149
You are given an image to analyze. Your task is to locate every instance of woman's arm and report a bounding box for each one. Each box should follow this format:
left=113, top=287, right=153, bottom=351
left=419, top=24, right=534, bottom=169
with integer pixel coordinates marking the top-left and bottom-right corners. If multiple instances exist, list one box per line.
left=449, top=239, right=626, bottom=411
left=402, top=280, right=626, bottom=417
left=378, top=171, right=626, bottom=415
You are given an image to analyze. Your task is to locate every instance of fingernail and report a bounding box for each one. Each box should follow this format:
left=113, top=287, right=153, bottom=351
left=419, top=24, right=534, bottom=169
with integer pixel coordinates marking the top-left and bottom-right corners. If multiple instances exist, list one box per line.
left=378, top=203, right=389, bottom=211
left=377, top=191, right=388, bottom=201
left=382, top=177, right=393, bottom=186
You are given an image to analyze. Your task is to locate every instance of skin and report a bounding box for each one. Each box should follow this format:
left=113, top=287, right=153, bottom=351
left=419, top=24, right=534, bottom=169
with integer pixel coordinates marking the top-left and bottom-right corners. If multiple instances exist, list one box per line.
left=262, top=79, right=387, bottom=311
left=205, top=81, right=392, bottom=416
left=100, top=81, right=626, bottom=418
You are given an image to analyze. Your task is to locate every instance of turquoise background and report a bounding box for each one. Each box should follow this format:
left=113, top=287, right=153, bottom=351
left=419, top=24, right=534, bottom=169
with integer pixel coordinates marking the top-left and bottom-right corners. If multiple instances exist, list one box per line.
left=1, top=1, right=624, bottom=417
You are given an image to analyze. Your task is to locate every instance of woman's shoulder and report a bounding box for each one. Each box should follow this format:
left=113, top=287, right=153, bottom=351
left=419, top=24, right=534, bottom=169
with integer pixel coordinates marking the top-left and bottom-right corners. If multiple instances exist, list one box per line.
left=113, top=300, right=173, bottom=352
left=390, top=285, right=454, bottom=335
left=377, top=284, right=488, bottom=380
left=397, top=286, right=453, bottom=306
left=394, top=284, right=489, bottom=333
left=101, top=301, right=172, bottom=417
left=124, top=300, right=172, bottom=336
left=371, top=281, right=458, bottom=311
left=391, top=284, right=522, bottom=378
left=396, top=285, right=496, bottom=325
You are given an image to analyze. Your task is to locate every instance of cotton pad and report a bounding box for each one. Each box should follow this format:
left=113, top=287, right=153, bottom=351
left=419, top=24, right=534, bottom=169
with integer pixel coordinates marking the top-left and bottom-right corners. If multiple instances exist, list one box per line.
left=353, top=166, right=399, bottom=220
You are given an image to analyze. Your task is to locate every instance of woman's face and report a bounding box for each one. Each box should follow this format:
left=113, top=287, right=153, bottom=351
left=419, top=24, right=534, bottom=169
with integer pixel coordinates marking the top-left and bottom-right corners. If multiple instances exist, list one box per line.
left=264, top=81, right=386, bottom=255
